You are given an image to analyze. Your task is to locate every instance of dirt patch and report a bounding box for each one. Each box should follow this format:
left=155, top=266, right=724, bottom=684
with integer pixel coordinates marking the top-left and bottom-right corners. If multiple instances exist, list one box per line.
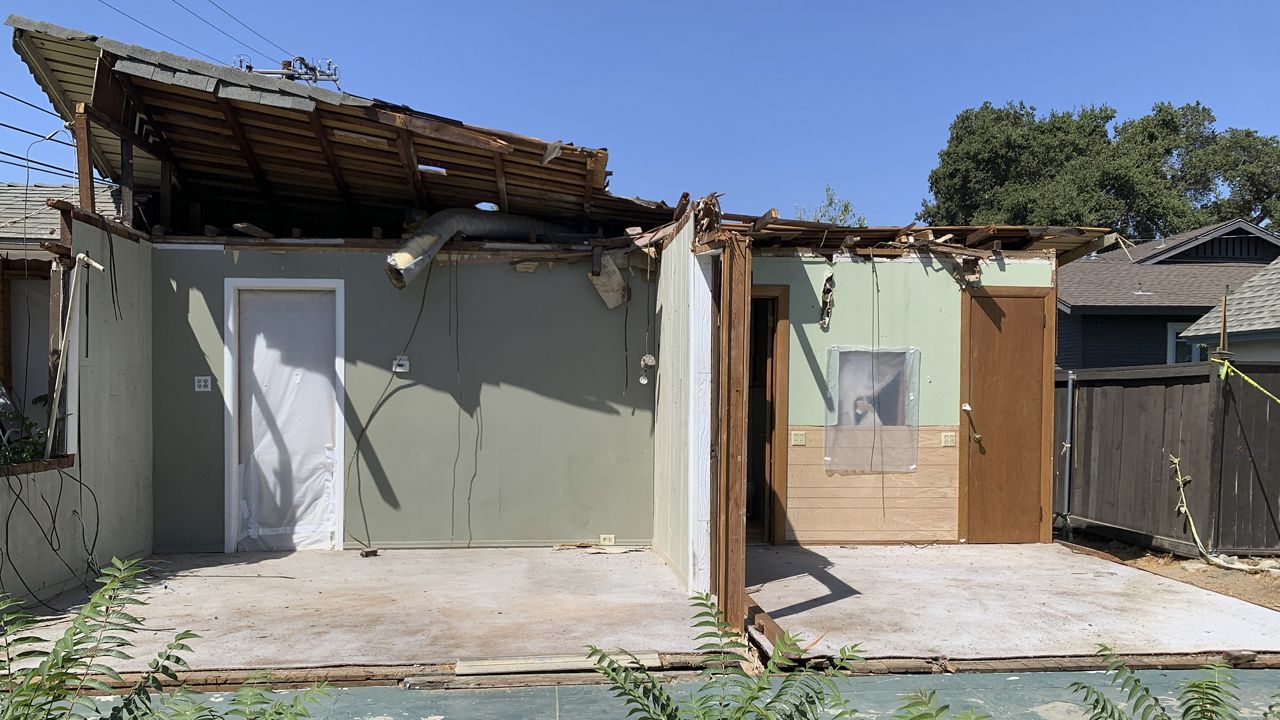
left=1065, top=533, right=1280, bottom=611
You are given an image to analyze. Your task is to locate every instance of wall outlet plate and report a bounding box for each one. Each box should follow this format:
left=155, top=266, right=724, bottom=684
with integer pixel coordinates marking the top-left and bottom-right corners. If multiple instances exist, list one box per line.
left=392, top=355, right=410, bottom=373
left=941, top=431, right=957, bottom=447
left=598, top=534, right=616, bottom=546
left=194, top=376, right=212, bottom=392
left=790, top=430, right=807, bottom=447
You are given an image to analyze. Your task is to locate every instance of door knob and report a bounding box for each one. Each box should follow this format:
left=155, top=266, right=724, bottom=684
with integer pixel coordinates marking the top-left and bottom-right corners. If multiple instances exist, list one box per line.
left=972, top=433, right=983, bottom=444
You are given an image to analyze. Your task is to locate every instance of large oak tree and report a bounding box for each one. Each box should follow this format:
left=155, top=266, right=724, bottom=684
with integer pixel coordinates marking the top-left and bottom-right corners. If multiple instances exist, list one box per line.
left=919, top=101, right=1280, bottom=238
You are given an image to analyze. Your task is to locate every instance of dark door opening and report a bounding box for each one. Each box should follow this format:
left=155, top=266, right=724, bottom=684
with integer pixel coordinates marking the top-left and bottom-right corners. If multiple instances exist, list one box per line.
left=747, top=296, right=776, bottom=543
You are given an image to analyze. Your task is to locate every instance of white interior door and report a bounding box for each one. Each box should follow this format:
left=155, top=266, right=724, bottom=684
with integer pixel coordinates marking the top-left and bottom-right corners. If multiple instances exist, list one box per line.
left=235, top=289, right=338, bottom=551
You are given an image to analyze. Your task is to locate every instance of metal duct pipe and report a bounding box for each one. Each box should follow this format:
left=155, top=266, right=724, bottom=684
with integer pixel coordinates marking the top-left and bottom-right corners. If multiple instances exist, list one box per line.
left=385, top=208, right=573, bottom=289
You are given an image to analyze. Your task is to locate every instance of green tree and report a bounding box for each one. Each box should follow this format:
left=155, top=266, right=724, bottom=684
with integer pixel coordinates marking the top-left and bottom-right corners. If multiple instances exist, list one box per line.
left=797, top=185, right=867, bottom=226
left=919, top=101, right=1280, bottom=238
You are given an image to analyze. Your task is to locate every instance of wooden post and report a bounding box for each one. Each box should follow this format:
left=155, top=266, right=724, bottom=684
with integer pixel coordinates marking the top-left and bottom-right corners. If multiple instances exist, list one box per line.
left=72, top=112, right=95, bottom=213
left=712, top=232, right=752, bottom=630
left=120, top=137, right=134, bottom=226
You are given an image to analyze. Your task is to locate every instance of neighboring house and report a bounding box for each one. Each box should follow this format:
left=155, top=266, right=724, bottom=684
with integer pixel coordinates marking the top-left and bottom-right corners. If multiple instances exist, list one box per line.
left=1056, top=219, right=1280, bottom=369
left=1181, top=255, right=1280, bottom=361
left=4, top=15, right=1111, bottom=626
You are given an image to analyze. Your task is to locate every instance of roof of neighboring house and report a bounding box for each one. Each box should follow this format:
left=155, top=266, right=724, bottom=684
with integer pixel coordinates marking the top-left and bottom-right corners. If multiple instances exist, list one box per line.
left=0, top=183, right=119, bottom=241
left=1059, top=219, right=1280, bottom=310
left=1182, top=256, right=1280, bottom=339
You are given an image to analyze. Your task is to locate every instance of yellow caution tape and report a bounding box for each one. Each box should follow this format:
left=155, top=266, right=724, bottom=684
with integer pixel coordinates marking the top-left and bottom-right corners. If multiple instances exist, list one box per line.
left=1211, top=357, right=1280, bottom=406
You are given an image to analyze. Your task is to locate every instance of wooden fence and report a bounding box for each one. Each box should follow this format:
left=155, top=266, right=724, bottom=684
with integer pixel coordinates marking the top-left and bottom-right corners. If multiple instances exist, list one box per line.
left=1054, top=361, right=1280, bottom=556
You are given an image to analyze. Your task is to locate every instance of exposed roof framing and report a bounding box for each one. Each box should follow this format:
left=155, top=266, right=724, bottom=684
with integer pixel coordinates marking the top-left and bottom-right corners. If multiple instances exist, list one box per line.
left=6, top=14, right=673, bottom=235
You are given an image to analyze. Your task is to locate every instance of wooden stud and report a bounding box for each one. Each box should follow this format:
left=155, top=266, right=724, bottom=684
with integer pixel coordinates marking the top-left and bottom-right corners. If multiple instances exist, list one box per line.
left=493, top=153, right=509, bottom=213
left=120, top=137, right=135, bottom=226
left=72, top=112, right=95, bottom=213
left=1040, top=284, right=1056, bottom=543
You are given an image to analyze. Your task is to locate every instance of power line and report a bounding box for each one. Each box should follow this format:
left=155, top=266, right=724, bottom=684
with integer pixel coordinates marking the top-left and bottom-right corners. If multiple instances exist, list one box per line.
left=204, top=0, right=295, bottom=59
left=94, top=0, right=227, bottom=65
left=0, top=89, right=61, bottom=118
left=0, top=158, right=77, bottom=181
left=0, top=121, right=75, bottom=148
left=0, top=149, right=79, bottom=175
left=168, top=0, right=282, bottom=64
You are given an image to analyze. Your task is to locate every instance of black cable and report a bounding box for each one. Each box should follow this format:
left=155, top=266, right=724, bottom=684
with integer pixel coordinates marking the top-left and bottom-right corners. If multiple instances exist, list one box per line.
left=0, top=158, right=77, bottom=181
left=0, top=121, right=75, bottom=147
left=168, top=0, right=282, bottom=64
left=344, top=260, right=435, bottom=549
left=94, top=0, right=227, bottom=65
left=0, top=90, right=61, bottom=118
left=204, top=0, right=296, bottom=59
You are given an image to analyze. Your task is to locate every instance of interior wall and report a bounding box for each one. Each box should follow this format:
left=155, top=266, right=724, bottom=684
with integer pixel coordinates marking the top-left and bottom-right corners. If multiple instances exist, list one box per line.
left=752, top=252, right=1054, bottom=543
left=9, top=278, right=49, bottom=420
left=152, top=248, right=656, bottom=552
left=651, top=219, right=712, bottom=591
left=0, top=220, right=153, bottom=603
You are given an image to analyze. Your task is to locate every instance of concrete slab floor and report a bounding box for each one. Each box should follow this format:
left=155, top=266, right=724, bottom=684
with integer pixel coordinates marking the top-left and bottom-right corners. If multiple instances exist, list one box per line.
left=39, top=548, right=699, bottom=672
left=146, top=669, right=1280, bottom=719
left=747, top=543, right=1280, bottom=659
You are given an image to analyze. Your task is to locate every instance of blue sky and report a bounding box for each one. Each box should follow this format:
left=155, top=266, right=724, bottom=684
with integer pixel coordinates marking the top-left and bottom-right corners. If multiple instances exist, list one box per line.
left=2, top=0, right=1277, bottom=223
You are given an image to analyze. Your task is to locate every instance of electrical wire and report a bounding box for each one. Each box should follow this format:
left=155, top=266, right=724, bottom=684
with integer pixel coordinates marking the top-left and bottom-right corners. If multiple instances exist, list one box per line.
left=168, top=0, right=282, bottom=64
left=204, top=0, right=296, bottom=59
left=94, top=0, right=227, bottom=65
left=0, top=121, right=75, bottom=148
left=0, top=90, right=61, bottom=118
left=0, top=159, right=77, bottom=182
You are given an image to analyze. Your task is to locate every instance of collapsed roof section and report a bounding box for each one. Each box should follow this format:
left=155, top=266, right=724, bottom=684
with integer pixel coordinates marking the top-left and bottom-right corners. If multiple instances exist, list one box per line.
left=6, top=14, right=673, bottom=237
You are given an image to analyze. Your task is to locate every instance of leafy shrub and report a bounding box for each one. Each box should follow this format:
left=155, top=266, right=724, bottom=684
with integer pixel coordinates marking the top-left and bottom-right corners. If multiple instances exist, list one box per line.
left=589, top=593, right=987, bottom=720
left=0, top=557, right=325, bottom=719
left=1069, top=644, right=1280, bottom=720
left=0, top=409, right=47, bottom=465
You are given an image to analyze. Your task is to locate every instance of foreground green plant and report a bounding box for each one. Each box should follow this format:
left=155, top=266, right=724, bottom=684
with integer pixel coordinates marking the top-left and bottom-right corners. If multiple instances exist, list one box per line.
left=1069, top=644, right=1279, bottom=720
left=0, top=557, right=325, bottom=719
left=590, top=593, right=987, bottom=720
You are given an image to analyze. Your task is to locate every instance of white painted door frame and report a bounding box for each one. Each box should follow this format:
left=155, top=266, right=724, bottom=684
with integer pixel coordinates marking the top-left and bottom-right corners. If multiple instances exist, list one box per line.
left=223, top=278, right=345, bottom=553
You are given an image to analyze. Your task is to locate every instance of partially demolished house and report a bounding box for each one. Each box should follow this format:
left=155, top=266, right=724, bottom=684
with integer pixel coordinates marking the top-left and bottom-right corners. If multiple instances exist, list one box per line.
left=5, top=14, right=1113, bottom=634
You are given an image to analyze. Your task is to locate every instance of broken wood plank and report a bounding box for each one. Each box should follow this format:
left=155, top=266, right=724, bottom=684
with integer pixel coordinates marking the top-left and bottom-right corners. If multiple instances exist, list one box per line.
left=46, top=199, right=148, bottom=242
left=751, top=208, right=779, bottom=233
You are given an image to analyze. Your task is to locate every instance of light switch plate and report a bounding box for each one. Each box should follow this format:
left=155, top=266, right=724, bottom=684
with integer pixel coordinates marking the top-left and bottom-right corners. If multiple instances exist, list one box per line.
left=790, top=431, right=807, bottom=447
left=598, top=534, right=616, bottom=546
left=194, top=376, right=212, bottom=392
left=941, top=431, right=957, bottom=447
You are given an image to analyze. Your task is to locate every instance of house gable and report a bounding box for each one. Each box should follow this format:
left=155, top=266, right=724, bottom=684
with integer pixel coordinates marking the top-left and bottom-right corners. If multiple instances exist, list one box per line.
left=1139, top=219, right=1280, bottom=265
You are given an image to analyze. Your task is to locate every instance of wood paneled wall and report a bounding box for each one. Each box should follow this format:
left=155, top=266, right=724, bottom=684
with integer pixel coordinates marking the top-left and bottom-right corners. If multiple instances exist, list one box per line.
left=784, top=425, right=959, bottom=544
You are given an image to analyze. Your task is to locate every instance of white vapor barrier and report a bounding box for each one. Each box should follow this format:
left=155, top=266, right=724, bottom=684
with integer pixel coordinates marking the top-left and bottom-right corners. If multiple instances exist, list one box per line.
left=824, top=346, right=920, bottom=472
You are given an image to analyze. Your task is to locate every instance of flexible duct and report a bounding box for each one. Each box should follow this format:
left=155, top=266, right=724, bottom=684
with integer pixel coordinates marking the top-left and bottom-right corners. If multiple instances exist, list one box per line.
left=386, top=208, right=573, bottom=288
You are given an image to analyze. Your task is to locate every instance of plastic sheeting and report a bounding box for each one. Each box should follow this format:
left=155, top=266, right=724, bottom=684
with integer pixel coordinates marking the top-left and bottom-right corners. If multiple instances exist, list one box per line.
left=236, top=290, right=338, bottom=551
left=824, top=346, right=920, bottom=472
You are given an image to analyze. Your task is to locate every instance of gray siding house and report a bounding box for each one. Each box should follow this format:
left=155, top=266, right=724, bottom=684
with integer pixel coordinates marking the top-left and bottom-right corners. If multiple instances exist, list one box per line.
left=1056, top=219, right=1280, bottom=369
left=1182, top=255, right=1280, bottom=361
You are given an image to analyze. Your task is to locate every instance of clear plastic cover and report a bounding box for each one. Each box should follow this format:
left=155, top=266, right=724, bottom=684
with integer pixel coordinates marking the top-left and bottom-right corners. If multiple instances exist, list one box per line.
left=824, top=346, right=920, bottom=472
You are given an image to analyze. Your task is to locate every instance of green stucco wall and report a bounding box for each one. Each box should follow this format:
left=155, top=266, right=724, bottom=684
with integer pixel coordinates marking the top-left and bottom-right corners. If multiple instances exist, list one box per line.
left=152, top=249, right=655, bottom=552
left=753, top=254, right=1053, bottom=427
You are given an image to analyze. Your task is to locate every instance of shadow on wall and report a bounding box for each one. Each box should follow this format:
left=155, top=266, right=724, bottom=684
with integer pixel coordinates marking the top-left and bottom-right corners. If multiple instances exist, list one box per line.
left=154, top=251, right=658, bottom=551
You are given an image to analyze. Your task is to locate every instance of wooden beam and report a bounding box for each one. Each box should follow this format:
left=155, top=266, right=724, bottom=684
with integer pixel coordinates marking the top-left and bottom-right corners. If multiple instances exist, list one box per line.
left=672, top=191, right=690, bottom=220
left=394, top=129, right=428, bottom=207
left=215, top=97, right=277, bottom=207
left=371, top=109, right=512, bottom=154
left=966, top=225, right=997, bottom=247
left=71, top=113, right=95, bottom=213
left=232, top=222, right=274, bottom=239
left=46, top=199, right=148, bottom=243
left=309, top=113, right=356, bottom=209
left=120, top=137, right=135, bottom=226
left=493, top=153, right=509, bottom=213
left=751, top=208, right=779, bottom=233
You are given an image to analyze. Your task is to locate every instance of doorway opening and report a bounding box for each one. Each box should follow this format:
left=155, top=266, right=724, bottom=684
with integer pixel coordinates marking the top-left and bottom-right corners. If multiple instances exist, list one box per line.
left=747, top=286, right=789, bottom=545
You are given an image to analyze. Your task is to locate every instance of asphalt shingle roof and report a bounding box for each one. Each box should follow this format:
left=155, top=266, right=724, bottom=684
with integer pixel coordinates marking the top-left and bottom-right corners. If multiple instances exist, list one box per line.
left=0, top=184, right=119, bottom=241
left=1182, top=255, right=1280, bottom=338
left=1058, top=258, right=1262, bottom=309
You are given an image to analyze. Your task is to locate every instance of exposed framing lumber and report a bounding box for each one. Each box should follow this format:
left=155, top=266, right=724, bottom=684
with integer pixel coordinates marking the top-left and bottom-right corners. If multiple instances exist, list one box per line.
left=78, top=102, right=177, bottom=167
left=159, top=160, right=173, bottom=229
left=309, top=112, right=356, bottom=209
left=215, top=97, right=277, bottom=207
left=751, top=208, right=779, bottom=233
left=71, top=112, right=95, bottom=213
left=394, top=128, right=428, bottom=207
left=371, top=109, right=512, bottom=154
left=120, top=137, right=134, bottom=226
left=13, top=31, right=112, bottom=174
left=47, top=200, right=148, bottom=243
left=493, top=152, right=509, bottom=213
left=966, top=225, right=996, bottom=246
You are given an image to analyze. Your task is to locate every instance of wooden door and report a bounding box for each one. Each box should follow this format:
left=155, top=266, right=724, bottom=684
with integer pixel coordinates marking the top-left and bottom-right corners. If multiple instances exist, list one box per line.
left=960, top=286, right=1054, bottom=543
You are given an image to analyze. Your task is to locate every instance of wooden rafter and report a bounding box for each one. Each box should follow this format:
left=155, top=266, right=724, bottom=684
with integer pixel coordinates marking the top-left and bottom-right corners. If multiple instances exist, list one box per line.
left=371, top=109, right=512, bottom=154
left=215, top=96, right=276, bottom=206
left=14, top=32, right=111, bottom=174
left=493, top=152, right=509, bottom=213
left=394, top=128, right=428, bottom=207
left=309, top=112, right=355, bottom=209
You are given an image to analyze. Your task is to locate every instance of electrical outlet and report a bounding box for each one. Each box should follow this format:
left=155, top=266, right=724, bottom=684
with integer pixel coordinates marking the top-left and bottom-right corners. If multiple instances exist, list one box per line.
left=598, top=534, right=616, bottom=546
left=940, top=431, right=957, bottom=447
left=194, top=376, right=212, bottom=392
left=392, top=355, right=410, bottom=373
left=790, top=431, right=807, bottom=447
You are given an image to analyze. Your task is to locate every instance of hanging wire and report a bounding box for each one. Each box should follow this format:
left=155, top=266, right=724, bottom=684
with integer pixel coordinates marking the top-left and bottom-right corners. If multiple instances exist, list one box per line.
left=204, top=0, right=296, bottom=59
left=0, top=121, right=75, bottom=147
left=167, top=0, right=282, bottom=64
left=0, top=90, right=61, bottom=118
left=94, top=0, right=227, bottom=65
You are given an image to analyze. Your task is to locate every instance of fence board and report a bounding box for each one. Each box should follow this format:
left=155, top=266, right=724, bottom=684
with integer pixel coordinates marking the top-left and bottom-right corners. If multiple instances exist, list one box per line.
left=1215, top=363, right=1280, bottom=553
